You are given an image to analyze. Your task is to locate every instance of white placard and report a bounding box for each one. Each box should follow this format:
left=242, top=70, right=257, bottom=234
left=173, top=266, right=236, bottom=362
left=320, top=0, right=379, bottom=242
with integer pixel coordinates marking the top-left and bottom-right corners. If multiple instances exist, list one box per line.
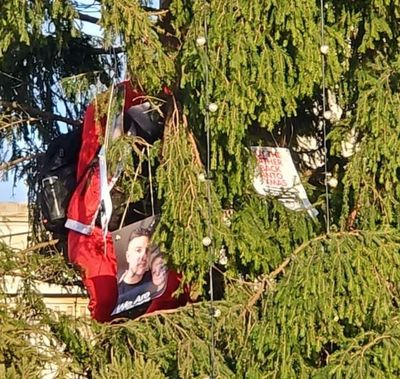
left=251, top=146, right=318, bottom=218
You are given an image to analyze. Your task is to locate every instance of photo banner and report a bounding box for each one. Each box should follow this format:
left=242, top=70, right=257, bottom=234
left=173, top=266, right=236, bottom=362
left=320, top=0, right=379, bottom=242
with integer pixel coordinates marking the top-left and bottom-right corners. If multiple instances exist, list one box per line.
left=111, top=215, right=169, bottom=317
left=251, top=146, right=318, bottom=218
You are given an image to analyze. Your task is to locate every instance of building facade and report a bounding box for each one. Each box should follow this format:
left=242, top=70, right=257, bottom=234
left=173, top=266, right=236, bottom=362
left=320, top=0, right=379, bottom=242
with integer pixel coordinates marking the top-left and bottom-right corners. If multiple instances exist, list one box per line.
left=0, top=202, right=90, bottom=317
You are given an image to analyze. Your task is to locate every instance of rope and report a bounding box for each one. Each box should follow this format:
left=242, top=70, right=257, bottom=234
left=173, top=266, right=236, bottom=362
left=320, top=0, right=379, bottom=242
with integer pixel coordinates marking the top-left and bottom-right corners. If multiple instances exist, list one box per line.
left=320, top=0, right=330, bottom=234
left=201, top=2, right=216, bottom=377
left=147, top=145, right=155, bottom=216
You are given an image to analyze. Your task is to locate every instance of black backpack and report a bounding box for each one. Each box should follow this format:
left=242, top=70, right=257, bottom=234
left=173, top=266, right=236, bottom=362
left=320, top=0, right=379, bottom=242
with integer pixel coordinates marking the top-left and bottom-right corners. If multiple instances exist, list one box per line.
left=38, top=106, right=163, bottom=235
left=39, top=128, right=82, bottom=234
left=38, top=127, right=135, bottom=235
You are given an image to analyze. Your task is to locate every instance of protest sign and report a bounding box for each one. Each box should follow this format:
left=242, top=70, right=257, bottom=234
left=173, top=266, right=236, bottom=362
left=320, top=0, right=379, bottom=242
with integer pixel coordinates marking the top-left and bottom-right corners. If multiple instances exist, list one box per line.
left=251, top=146, right=318, bottom=218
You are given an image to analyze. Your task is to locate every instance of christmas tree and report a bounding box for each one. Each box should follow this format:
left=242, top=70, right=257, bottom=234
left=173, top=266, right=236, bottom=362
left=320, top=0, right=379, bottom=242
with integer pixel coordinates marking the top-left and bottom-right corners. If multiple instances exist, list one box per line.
left=1, top=0, right=400, bottom=377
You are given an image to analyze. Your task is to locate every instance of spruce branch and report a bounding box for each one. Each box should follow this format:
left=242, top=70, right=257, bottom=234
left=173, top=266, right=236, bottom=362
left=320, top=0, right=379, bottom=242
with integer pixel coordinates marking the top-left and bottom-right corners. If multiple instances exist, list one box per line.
left=186, top=122, right=203, bottom=167
left=88, top=46, right=124, bottom=55
left=269, top=231, right=361, bottom=280
left=0, top=116, right=38, bottom=131
left=76, top=12, right=99, bottom=25
left=358, top=335, right=391, bottom=357
left=240, top=230, right=363, bottom=310
left=240, top=280, right=266, bottom=318
left=0, top=101, right=81, bottom=127
left=19, top=239, right=59, bottom=254
left=0, top=154, right=37, bottom=173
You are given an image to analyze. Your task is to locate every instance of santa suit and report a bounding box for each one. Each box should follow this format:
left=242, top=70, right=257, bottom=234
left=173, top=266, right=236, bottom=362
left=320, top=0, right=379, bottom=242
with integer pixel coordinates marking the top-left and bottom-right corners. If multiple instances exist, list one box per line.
left=66, top=82, right=144, bottom=235
left=66, top=81, right=188, bottom=322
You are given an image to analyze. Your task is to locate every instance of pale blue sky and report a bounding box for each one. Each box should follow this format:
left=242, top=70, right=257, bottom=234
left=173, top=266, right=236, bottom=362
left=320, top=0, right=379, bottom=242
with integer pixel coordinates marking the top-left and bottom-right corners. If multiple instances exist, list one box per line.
left=0, top=178, right=27, bottom=202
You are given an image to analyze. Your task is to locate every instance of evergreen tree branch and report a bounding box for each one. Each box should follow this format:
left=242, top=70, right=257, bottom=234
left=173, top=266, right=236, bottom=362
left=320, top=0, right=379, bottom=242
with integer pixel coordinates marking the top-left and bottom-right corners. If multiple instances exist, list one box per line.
left=358, top=335, right=391, bottom=357
left=137, top=303, right=203, bottom=321
left=0, top=101, right=81, bottom=127
left=19, top=239, right=59, bottom=254
left=76, top=12, right=99, bottom=25
left=239, top=230, right=363, bottom=313
left=0, top=155, right=37, bottom=173
left=84, top=3, right=166, bottom=15
left=240, top=281, right=266, bottom=317
left=187, top=121, right=203, bottom=166
left=0, top=116, right=38, bottom=131
left=140, top=6, right=169, bottom=15
left=268, top=231, right=360, bottom=280
left=88, top=46, right=124, bottom=55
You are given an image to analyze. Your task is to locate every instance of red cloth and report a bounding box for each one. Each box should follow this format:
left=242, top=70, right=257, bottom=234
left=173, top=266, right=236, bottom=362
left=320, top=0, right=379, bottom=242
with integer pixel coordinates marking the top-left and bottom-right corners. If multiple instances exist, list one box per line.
left=146, top=272, right=189, bottom=314
left=68, top=228, right=117, bottom=322
left=67, top=81, right=189, bottom=322
left=66, top=81, right=145, bottom=235
left=69, top=227, right=188, bottom=322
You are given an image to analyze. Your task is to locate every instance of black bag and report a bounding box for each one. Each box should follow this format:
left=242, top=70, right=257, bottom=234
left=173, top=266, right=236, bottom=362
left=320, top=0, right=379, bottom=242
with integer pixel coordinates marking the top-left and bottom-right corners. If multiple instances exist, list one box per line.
left=39, top=103, right=163, bottom=235
left=39, top=129, right=82, bottom=234
left=39, top=128, right=129, bottom=235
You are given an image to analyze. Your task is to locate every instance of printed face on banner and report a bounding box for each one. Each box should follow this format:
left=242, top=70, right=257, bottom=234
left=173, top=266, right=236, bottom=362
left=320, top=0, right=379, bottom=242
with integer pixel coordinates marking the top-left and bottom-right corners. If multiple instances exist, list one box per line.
left=111, top=216, right=168, bottom=317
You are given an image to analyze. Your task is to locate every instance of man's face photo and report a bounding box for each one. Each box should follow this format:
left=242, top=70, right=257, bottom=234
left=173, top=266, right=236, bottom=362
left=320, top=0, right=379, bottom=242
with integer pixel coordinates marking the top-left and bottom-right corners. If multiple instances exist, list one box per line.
left=111, top=216, right=170, bottom=316
left=126, top=235, right=149, bottom=276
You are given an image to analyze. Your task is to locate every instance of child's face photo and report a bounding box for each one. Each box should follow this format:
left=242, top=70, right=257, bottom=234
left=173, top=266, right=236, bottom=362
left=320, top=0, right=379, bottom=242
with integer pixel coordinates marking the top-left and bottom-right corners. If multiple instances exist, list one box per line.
left=151, top=255, right=167, bottom=287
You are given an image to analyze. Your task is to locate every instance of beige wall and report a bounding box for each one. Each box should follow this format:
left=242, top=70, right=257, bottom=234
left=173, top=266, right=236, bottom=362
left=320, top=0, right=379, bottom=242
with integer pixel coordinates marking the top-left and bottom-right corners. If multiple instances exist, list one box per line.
left=44, top=296, right=90, bottom=318
left=0, top=202, right=29, bottom=249
left=4, top=275, right=90, bottom=318
left=0, top=204, right=91, bottom=318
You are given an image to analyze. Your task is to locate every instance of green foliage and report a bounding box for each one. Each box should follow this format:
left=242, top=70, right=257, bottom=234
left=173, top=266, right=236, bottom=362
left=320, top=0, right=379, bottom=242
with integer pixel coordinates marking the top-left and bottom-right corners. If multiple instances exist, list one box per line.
left=339, top=55, right=400, bottom=228
left=0, top=0, right=78, bottom=56
left=156, top=107, right=230, bottom=285
left=3, top=0, right=400, bottom=377
left=251, top=230, right=400, bottom=377
left=100, top=0, right=176, bottom=91
left=228, top=196, right=317, bottom=278
left=3, top=230, right=400, bottom=378
left=176, top=0, right=347, bottom=202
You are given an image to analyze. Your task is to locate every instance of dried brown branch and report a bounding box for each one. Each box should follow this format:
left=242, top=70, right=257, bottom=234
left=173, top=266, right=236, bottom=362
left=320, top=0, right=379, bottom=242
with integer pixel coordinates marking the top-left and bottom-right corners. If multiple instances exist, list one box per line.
left=88, top=46, right=124, bottom=55
left=141, top=6, right=169, bottom=15
left=187, top=127, right=203, bottom=167
left=0, top=116, right=38, bottom=131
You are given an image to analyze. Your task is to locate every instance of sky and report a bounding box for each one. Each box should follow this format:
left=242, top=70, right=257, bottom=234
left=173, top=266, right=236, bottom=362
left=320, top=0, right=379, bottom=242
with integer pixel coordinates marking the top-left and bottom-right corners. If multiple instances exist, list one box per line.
left=0, top=178, right=27, bottom=202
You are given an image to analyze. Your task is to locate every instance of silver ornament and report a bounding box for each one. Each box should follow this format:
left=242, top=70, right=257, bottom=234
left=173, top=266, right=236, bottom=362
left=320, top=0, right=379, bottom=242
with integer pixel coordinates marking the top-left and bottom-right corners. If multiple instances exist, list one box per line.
left=320, top=45, right=329, bottom=55
left=196, top=36, right=206, bottom=47
left=202, top=236, right=212, bottom=247
left=207, top=103, right=218, bottom=113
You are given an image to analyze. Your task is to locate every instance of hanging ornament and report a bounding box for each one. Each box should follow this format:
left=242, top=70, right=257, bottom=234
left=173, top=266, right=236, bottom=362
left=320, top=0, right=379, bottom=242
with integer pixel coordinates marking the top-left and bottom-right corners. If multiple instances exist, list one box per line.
left=213, top=308, right=221, bottom=318
left=218, top=246, right=228, bottom=265
left=207, top=103, right=218, bottom=113
left=202, top=236, right=212, bottom=247
left=198, top=172, right=207, bottom=182
left=323, top=110, right=332, bottom=120
left=320, top=44, right=329, bottom=55
left=196, top=36, right=207, bottom=47
left=327, top=177, right=338, bottom=188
